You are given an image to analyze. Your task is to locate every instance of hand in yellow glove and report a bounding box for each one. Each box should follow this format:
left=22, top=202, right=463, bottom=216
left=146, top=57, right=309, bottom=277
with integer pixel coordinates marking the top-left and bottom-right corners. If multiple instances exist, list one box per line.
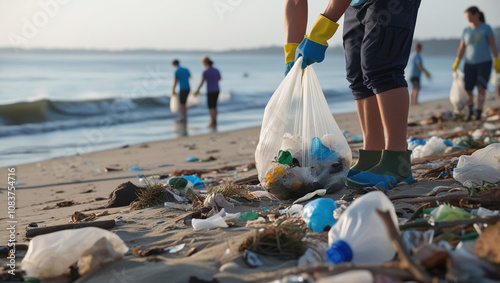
left=452, top=57, right=460, bottom=72
left=296, top=14, right=339, bottom=69
left=494, top=57, right=500, bottom=73
left=284, top=43, right=299, bottom=76
left=194, top=90, right=200, bottom=95
left=423, top=70, right=431, bottom=79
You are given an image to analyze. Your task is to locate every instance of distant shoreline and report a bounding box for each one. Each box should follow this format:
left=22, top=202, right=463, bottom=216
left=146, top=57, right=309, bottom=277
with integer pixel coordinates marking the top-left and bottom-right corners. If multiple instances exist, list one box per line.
left=1, top=26, right=499, bottom=56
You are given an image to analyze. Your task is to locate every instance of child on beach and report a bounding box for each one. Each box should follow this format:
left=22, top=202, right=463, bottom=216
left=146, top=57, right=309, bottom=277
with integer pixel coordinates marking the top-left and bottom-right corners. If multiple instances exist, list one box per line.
left=284, top=0, right=420, bottom=187
left=452, top=6, right=500, bottom=121
left=409, top=42, right=431, bottom=105
left=194, top=57, right=222, bottom=129
left=171, top=59, right=191, bottom=123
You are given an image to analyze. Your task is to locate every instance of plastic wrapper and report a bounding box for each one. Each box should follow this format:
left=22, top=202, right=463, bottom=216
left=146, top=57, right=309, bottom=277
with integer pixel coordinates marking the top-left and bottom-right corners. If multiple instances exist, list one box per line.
left=255, top=57, right=351, bottom=200
left=22, top=227, right=128, bottom=279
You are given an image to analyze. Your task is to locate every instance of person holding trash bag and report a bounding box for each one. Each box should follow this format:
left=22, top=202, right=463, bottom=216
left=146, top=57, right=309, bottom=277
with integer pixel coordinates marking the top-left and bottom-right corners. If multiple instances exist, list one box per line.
left=171, top=59, right=191, bottom=123
left=284, top=0, right=420, bottom=188
left=452, top=6, right=500, bottom=121
left=194, top=57, right=222, bottom=129
left=409, top=42, right=431, bottom=105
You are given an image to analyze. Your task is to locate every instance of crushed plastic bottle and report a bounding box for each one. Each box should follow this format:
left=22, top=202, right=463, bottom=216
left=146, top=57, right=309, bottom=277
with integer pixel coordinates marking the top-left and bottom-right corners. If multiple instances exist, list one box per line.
left=302, top=198, right=337, bottom=233
left=326, top=191, right=398, bottom=264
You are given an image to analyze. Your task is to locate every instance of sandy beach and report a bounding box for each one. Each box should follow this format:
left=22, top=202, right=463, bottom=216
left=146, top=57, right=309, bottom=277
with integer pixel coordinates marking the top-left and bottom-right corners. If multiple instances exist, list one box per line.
left=2, top=96, right=500, bottom=283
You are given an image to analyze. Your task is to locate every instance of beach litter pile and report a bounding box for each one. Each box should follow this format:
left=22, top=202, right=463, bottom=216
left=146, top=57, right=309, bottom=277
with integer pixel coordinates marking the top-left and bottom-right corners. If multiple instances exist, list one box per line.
left=5, top=97, right=500, bottom=281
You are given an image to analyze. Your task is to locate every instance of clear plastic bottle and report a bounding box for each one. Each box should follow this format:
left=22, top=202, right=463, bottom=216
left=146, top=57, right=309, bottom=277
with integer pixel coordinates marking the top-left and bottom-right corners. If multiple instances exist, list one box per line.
left=326, top=191, right=398, bottom=264
left=302, top=198, right=337, bottom=233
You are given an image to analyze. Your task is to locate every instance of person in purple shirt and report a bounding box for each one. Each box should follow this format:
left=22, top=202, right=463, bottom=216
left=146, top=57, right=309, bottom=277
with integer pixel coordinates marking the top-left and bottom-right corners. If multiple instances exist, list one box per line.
left=194, top=57, right=222, bottom=128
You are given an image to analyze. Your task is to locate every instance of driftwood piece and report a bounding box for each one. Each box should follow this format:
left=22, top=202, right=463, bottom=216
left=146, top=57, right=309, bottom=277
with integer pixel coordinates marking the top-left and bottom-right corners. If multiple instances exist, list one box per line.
left=411, top=148, right=477, bottom=165
left=395, top=188, right=500, bottom=210
left=232, top=174, right=260, bottom=186
left=26, top=220, right=115, bottom=238
left=376, top=209, right=433, bottom=283
left=400, top=215, right=500, bottom=231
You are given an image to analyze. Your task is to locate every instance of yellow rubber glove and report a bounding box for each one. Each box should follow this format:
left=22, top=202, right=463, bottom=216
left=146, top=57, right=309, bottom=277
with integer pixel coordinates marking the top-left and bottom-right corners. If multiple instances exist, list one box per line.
left=194, top=90, right=200, bottom=95
left=296, top=14, right=339, bottom=69
left=306, top=14, right=339, bottom=46
left=452, top=57, right=460, bottom=72
left=423, top=70, right=431, bottom=79
left=494, top=57, right=500, bottom=73
left=284, top=43, right=299, bottom=75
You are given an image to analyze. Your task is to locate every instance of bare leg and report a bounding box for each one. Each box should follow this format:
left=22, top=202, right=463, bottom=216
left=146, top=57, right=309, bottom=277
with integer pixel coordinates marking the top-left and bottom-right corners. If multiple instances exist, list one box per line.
left=209, top=108, right=217, bottom=127
left=355, top=95, right=384, bottom=151
left=476, top=87, right=486, bottom=110
left=180, top=105, right=187, bottom=122
left=375, top=87, right=409, bottom=151
left=466, top=90, right=474, bottom=106
left=411, top=87, right=420, bottom=105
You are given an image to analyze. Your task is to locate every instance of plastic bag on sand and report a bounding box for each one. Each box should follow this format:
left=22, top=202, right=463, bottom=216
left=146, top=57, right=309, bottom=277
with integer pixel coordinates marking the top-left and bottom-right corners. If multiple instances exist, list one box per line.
left=449, top=71, right=468, bottom=113
left=22, top=227, right=128, bottom=279
left=412, top=136, right=447, bottom=159
left=255, top=57, right=351, bottom=200
left=453, top=143, right=500, bottom=188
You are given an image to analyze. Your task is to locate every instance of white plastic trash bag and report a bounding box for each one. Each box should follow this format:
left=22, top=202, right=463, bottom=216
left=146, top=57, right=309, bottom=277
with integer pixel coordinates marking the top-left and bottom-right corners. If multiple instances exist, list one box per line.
left=449, top=71, right=468, bottom=113
left=170, top=93, right=180, bottom=113
left=453, top=143, right=500, bottom=188
left=22, top=227, right=128, bottom=279
left=170, top=93, right=200, bottom=114
left=255, top=57, right=351, bottom=200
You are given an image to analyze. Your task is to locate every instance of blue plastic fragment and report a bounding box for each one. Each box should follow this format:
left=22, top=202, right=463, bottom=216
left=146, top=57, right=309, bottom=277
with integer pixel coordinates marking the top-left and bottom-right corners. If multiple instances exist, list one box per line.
left=186, top=156, right=199, bottom=162
left=128, top=166, right=148, bottom=171
left=444, top=139, right=453, bottom=147
left=182, top=174, right=205, bottom=187
left=311, top=137, right=339, bottom=161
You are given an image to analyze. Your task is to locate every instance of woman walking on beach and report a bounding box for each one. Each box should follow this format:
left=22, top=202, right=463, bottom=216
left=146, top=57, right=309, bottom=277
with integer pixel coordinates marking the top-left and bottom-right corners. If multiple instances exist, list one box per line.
left=452, top=6, right=500, bottom=121
left=284, top=0, right=420, bottom=188
left=194, top=57, right=222, bottom=129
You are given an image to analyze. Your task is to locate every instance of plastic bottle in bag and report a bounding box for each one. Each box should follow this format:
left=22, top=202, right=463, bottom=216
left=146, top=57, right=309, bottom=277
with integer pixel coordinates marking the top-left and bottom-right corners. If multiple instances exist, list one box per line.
left=326, top=191, right=397, bottom=264
left=302, top=198, right=337, bottom=233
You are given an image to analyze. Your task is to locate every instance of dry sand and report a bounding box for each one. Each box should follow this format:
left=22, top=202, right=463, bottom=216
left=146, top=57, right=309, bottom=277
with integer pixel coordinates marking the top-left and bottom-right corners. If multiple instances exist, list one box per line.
left=1, top=97, right=499, bottom=282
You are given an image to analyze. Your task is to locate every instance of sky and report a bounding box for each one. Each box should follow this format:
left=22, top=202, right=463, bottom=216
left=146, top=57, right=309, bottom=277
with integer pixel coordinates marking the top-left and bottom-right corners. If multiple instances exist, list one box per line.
left=1, top=0, right=500, bottom=51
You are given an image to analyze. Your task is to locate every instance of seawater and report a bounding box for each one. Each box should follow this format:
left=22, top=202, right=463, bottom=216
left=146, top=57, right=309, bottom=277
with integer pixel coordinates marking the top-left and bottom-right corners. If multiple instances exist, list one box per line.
left=0, top=51, right=461, bottom=167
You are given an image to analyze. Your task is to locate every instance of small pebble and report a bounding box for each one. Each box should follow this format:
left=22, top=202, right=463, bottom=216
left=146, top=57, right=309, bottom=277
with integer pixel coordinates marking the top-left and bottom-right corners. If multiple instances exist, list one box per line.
left=29, top=222, right=38, bottom=227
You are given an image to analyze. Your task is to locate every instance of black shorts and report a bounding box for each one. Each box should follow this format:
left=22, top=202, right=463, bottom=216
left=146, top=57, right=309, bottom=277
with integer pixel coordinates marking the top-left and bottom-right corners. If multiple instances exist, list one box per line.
left=343, top=0, right=421, bottom=100
left=464, top=61, right=492, bottom=90
left=410, top=76, right=420, bottom=89
left=207, top=91, right=219, bottom=109
left=179, top=89, right=190, bottom=105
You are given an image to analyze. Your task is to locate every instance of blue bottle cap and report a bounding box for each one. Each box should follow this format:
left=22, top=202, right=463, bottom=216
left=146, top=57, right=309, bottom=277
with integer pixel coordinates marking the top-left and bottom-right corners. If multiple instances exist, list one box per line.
left=326, top=239, right=353, bottom=264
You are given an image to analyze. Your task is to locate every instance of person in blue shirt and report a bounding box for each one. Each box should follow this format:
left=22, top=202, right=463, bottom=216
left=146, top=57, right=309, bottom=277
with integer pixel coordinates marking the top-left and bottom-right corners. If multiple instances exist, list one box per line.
left=171, top=59, right=191, bottom=123
left=284, top=0, right=420, bottom=188
left=409, top=42, right=431, bottom=105
left=452, top=6, right=500, bottom=121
